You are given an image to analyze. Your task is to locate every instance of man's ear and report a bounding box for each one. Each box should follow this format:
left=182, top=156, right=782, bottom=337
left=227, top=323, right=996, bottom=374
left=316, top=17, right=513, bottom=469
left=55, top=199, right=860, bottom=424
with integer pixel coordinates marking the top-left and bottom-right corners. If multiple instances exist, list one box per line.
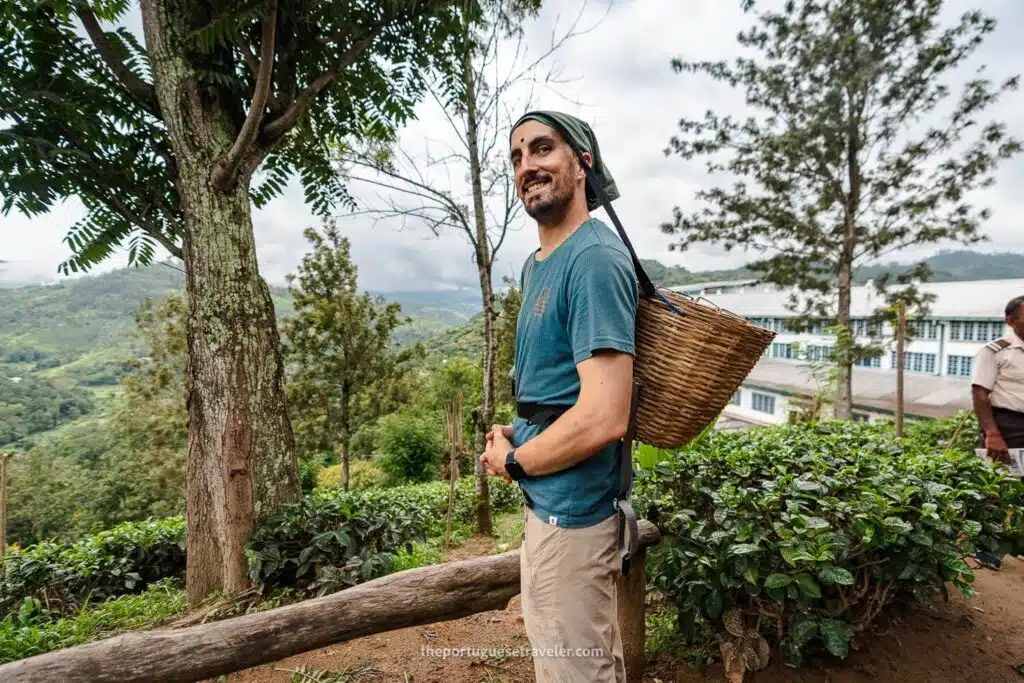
left=576, top=151, right=593, bottom=181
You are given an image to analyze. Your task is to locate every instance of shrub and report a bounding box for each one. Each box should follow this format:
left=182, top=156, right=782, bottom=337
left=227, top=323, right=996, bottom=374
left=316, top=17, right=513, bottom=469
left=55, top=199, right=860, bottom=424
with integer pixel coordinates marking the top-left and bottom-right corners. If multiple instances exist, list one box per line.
left=639, top=421, right=1024, bottom=674
left=246, top=476, right=522, bottom=595
left=376, top=412, right=443, bottom=483
left=315, top=460, right=389, bottom=491
left=0, top=518, right=186, bottom=619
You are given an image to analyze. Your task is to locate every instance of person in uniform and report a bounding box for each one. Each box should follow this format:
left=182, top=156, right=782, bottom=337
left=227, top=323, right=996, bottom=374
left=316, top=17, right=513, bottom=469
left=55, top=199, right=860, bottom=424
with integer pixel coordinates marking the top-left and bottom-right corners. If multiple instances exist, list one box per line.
left=971, top=295, right=1024, bottom=462
left=970, top=295, right=1024, bottom=570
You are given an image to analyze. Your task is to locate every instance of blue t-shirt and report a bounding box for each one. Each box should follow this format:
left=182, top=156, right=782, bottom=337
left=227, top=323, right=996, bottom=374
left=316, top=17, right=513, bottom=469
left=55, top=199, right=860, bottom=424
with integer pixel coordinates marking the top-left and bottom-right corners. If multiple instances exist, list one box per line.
left=512, top=217, right=638, bottom=528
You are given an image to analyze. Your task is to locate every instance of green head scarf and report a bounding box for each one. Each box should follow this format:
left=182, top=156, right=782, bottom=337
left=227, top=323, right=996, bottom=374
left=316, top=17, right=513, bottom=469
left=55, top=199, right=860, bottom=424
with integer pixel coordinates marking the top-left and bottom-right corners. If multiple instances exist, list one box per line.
left=510, top=110, right=619, bottom=212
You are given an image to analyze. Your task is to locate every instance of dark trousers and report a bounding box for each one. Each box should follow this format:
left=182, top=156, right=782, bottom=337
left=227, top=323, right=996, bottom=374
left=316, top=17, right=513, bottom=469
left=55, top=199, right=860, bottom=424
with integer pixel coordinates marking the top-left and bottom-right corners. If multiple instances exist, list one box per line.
left=978, top=407, right=1024, bottom=449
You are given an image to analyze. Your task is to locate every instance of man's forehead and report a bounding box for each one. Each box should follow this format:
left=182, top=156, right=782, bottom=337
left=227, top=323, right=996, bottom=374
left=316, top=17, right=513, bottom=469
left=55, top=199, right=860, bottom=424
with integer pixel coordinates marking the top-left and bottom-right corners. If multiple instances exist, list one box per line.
left=510, top=120, right=561, bottom=149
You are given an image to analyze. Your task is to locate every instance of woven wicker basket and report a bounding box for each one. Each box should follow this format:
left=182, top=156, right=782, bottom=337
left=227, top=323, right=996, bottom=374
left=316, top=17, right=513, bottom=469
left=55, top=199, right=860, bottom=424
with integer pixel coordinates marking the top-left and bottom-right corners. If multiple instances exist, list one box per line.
left=633, top=288, right=777, bottom=448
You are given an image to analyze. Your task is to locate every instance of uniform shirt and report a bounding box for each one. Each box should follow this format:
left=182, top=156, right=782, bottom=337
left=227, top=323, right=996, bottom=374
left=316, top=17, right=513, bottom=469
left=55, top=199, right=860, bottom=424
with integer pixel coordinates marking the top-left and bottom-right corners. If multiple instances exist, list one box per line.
left=512, top=217, right=638, bottom=528
left=972, top=330, right=1024, bottom=413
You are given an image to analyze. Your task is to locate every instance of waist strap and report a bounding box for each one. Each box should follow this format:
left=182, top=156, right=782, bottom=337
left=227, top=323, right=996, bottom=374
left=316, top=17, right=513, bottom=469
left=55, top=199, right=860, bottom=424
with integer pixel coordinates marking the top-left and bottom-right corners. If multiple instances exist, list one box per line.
left=517, top=401, right=570, bottom=428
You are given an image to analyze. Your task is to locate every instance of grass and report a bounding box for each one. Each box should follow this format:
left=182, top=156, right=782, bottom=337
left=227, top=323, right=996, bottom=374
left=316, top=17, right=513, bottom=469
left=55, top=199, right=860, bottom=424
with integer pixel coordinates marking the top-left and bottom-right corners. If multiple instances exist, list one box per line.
left=489, top=510, right=524, bottom=554
left=0, top=579, right=186, bottom=664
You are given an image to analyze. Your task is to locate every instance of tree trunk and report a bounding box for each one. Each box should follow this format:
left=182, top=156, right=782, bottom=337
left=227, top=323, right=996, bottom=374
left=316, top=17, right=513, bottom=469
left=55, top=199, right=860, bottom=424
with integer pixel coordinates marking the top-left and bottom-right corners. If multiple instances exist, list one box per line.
left=341, top=440, right=350, bottom=491
left=141, top=0, right=300, bottom=606
left=464, top=41, right=493, bottom=536
left=341, top=384, right=351, bottom=491
left=0, top=453, right=8, bottom=556
left=835, top=259, right=854, bottom=420
left=835, top=88, right=862, bottom=421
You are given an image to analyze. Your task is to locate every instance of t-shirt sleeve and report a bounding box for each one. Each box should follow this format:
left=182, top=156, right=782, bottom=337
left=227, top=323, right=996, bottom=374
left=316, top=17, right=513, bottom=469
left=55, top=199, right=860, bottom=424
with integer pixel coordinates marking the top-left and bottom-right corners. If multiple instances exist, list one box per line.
left=971, top=347, right=998, bottom=390
left=566, top=244, right=638, bottom=365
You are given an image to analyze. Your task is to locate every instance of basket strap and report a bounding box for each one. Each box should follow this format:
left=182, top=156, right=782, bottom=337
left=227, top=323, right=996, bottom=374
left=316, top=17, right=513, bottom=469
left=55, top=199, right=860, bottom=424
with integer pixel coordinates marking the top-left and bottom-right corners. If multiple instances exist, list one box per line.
left=540, top=118, right=656, bottom=299
left=615, top=381, right=642, bottom=576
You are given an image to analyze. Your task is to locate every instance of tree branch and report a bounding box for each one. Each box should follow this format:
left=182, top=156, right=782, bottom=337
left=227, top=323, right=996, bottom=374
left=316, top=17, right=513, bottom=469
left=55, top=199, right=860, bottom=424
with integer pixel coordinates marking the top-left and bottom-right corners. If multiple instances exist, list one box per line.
left=262, top=33, right=374, bottom=142
left=107, top=195, right=183, bottom=260
left=76, top=8, right=161, bottom=119
left=212, top=1, right=278, bottom=191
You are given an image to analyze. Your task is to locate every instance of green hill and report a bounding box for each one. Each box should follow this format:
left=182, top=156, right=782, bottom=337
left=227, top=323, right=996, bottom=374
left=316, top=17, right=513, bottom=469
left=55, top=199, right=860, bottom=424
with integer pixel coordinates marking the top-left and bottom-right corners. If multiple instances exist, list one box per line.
left=1, top=248, right=1019, bottom=390
left=0, top=262, right=481, bottom=389
left=640, top=249, right=1024, bottom=288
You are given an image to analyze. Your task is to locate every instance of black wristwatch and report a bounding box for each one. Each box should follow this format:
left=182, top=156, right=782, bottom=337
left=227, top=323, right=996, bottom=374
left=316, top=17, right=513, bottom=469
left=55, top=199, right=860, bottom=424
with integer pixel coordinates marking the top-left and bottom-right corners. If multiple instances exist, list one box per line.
left=505, top=449, right=528, bottom=481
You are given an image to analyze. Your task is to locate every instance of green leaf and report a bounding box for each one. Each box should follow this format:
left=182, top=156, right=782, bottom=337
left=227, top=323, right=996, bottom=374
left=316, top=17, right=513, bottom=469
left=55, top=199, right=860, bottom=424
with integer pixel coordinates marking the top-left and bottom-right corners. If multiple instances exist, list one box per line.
left=818, top=565, right=855, bottom=586
left=728, top=543, right=762, bottom=556
left=795, top=479, right=827, bottom=494
left=765, top=573, right=792, bottom=589
left=883, top=517, right=913, bottom=534
left=819, top=618, right=854, bottom=658
left=744, top=567, right=760, bottom=585
left=805, top=517, right=830, bottom=530
left=795, top=573, right=821, bottom=598
left=962, top=520, right=982, bottom=537
left=791, top=615, right=819, bottom=648
left=909, top=531, right=933, bottom=546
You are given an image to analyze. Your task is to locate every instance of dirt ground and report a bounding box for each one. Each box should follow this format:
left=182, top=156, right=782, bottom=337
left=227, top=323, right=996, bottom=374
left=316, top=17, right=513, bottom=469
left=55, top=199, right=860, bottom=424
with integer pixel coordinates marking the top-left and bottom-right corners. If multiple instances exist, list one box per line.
left=219, top=532, right=1024, bottom=683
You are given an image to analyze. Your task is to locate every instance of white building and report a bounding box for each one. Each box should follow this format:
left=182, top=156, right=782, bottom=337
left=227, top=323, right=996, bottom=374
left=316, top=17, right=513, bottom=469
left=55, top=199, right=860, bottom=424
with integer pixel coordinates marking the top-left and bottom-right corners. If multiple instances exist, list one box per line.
left=670, top=278, right=1024, bottom=426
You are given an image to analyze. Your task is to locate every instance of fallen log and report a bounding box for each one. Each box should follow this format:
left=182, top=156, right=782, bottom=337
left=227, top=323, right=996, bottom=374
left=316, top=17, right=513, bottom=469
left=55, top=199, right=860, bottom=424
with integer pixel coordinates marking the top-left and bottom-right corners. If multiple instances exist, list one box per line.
left=0, top=519, right=661, bottom=683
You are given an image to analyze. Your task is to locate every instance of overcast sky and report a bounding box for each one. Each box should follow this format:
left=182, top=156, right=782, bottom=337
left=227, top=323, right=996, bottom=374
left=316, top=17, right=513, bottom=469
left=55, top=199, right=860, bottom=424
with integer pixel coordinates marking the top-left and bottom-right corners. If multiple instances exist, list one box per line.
left=3, top=0, right=1022, bottom=291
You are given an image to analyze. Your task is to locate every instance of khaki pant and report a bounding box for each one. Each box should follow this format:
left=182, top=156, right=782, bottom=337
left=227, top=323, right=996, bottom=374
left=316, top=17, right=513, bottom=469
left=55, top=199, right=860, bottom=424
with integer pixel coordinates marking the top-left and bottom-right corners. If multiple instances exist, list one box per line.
left=519, top=507, right=626, bottom=682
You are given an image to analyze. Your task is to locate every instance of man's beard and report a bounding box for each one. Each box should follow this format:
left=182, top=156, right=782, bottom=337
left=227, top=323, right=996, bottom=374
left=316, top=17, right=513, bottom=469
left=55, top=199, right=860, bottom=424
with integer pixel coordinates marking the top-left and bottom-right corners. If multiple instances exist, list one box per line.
left=523, top=177, right=575, bottom=225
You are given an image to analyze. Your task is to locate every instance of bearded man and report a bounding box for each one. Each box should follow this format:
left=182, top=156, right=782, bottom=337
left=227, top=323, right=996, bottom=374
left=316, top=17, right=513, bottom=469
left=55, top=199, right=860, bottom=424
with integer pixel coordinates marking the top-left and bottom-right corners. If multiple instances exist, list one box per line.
left=479, top=111, right=637, bottom=682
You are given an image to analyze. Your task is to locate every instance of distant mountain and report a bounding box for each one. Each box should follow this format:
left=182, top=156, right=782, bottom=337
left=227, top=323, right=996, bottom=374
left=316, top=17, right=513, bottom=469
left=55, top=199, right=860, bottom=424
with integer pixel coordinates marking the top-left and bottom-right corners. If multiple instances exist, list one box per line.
left=642, top=249, right=1024, bottom=288
left=1, top=248, right=1020, bottom=390
left=0, top=261, right=481, bottom=387
left=853, top=250, right=1024, bottom=284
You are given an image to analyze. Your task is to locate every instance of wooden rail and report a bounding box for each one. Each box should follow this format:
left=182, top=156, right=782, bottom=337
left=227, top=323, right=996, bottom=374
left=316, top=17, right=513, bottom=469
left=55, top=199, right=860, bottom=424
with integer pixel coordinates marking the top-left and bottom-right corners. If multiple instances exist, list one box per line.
left=0, top=520, right=661, bottom=683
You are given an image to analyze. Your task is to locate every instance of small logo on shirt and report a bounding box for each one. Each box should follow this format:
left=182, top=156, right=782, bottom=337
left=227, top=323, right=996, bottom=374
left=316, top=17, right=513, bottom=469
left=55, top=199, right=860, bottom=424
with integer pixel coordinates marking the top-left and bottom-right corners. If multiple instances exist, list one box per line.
left=533, top=286, right=550, bottom=318
left=548, top=515, right=558, bottom=526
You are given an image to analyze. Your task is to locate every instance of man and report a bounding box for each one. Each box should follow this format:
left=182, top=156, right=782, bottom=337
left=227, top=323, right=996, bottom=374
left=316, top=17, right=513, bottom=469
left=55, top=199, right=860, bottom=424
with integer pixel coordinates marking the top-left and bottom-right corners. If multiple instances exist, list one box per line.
left=971, top=295, right=1024, bottom=570
left=479, top=111, right=637, bottom=682
left=972, top=295, right=1024, bottom=462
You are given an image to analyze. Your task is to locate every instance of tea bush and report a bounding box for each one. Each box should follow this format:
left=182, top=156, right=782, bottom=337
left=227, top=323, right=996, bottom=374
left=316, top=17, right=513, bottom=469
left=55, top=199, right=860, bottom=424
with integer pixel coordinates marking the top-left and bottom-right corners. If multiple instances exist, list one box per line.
left=246, top=476, right=521, bottom=595
left=0, top=518, right=185, bottom=619
left=638, top=421, right=1024, bottom=674
left=2, top=476, right=523, bottom=616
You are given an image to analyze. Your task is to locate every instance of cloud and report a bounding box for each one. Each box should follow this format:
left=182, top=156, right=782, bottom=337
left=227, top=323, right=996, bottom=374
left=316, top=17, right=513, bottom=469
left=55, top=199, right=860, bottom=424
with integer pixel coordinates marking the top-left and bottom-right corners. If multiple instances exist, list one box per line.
left=3, top=0, right=1022, bottom=289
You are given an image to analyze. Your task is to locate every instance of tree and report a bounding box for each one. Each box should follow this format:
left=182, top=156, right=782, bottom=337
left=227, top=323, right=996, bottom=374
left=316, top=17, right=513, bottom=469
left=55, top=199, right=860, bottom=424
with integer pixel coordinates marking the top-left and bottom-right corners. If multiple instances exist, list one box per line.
left=100, top=294, right=189, bottom=523
left=339, top=0, right=602, bottom=533
left=661, top=0, right=1021, bottom=419
left=0, top=0, right=475, bottom=603
left=282, top=221, right=418, bottom=491
left=494, top=278, right=521, bottom=406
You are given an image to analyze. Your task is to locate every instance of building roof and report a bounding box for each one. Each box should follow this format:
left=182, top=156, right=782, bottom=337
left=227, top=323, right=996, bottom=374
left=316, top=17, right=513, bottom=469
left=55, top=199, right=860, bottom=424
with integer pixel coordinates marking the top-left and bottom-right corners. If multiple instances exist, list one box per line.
left=680, top=278, right=1024, bottom=320
left=670, top=279, right=759, bottom=293
left=741, top=359, right=973, bottom=419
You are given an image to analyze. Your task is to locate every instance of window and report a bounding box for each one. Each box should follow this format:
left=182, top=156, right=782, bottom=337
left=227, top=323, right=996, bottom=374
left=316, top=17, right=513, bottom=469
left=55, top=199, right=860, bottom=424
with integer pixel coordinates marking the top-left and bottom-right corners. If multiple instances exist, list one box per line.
left=950, top=321, right=962, bottom=341
left=948, top=355, right=973, bottom=378
left=963, top=322, right=975, bottom=341
left=773, top=343, right=792, bottom=359
left=731, top=390, right=742, bottom=406
left=752, top=392, right=776, bottom=414
left=890, top=351, right=938, bottom=374
left=854, top=355, right=881, bottom=368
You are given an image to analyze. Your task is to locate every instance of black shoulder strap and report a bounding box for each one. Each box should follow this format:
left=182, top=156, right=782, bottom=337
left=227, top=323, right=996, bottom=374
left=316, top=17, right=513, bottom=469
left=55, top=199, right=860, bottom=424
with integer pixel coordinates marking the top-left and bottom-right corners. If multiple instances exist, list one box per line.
left=540, top=118, right=656, bottom=298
